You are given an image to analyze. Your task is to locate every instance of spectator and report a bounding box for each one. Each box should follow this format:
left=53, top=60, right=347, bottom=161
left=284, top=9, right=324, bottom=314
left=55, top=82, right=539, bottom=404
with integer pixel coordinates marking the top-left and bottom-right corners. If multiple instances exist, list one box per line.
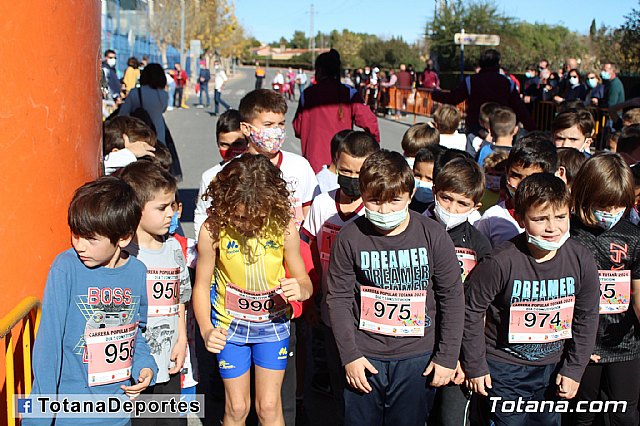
left=585, top=71, right=605, bottom=107
left=254, top=61, right=265, bottom=89
left=295, top=68, right=308, bottom=97
left=293, top=49, right=380, bottom=173
left=554, top=69, right=587, bottom=104
left=272, top=70, right=284, bottom=93
left=432, top=49, right=535, bottom=134
left=420, top=59, right=440, bottom=90
left=172, top=63, right=188, bottom=108
left=213, top=61, right=230, bottom=116
left=601, top=62, right=625, bottom=109
left=101, top=49, right=120, bottom=100
left=197, top=60, right=211, bottom=108
left=122, top=57, right=140, bottom=95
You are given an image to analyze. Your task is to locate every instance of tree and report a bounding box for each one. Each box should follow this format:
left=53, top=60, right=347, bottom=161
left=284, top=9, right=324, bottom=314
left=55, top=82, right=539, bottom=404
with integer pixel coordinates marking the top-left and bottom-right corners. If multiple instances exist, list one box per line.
left=333, top=30, right=365, bottom=69
left=190, top=0, right=239, bottom=56
left=618, top=2, right=640, bottom=73
left=148, top=0, right=182, bottom=67
left=289, top=30, right=308, bottom=49
left=359, top=37, right=421, bottom=69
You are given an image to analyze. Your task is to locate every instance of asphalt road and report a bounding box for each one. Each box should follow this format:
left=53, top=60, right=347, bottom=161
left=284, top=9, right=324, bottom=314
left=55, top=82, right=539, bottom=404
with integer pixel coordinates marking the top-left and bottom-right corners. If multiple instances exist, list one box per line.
left=164, top=65, right=424, bottom=239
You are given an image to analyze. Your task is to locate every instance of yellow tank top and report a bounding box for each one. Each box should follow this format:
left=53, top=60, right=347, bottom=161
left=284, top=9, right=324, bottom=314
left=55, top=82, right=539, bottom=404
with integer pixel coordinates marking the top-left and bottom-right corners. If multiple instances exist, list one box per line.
left=211, top=225, right=289, bottom=342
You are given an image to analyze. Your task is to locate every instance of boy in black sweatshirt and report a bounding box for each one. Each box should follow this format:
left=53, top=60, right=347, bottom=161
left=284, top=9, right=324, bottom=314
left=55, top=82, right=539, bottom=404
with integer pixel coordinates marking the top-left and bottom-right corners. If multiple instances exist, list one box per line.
left=462, top=173, right=599, bottom=426
left=424, top=156, right=492, bottom=425
left=326, top=150, right=464, bottom=426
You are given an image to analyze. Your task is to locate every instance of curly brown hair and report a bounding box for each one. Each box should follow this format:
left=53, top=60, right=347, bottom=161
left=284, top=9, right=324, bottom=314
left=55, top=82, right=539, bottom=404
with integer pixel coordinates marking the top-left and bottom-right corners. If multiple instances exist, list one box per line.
left=204, top=154, right=292, bottom=242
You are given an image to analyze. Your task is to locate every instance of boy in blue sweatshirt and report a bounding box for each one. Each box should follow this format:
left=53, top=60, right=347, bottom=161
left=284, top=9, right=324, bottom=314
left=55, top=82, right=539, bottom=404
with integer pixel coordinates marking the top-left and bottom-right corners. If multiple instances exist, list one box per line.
left=27, top=176, right=157, bottom=425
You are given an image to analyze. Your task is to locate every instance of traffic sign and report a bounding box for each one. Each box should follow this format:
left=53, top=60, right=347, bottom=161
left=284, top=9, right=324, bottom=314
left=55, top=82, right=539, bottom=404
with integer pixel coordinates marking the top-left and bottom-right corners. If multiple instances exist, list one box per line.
left=454, top=33, right=500, bottom=46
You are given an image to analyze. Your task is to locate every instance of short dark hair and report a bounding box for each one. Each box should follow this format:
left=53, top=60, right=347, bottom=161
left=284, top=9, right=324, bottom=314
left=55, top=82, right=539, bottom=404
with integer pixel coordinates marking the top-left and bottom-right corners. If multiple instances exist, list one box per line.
left=359, top=150, right=415, bottom=202
left=435, top=157, right=485, bottom=204
left=330, top=130, right=353, bottom=162
left=434, top=148, right=472, bottom=179
left=514, top=173, right=570, bottom=218
left=479, top=102, right=501, bottom=128
left=147, top=143, right=173, bottom=172
left=552, top=109, right=595, bottom=138
left=315, top=49, right=341, bottom=80
left=507, top=132, right=557, bottom=173
left=490, top=107, right=517, bottom=138
left=104, top=49, right=116, bottom=57
left=557, top=147, right=587, bottom=189
left=68, top=176, right=141, bottom=244
left=216, top=109, right=242, bottom=140
left=103, top=116, right=157, bottom=153
left=479, top=49, right=501, bottom=69
left=401, top=124, right=439, bottom=156
left=119, top=161, right=177, bottom=206
left=414, top=145, right=444, bottom=166
left=336, top=131, right=379, bottom=159
left=139, top=63, right=167, bottom=89
left=239, top=89, right=287, bottom=123
left=127, top=57, right=139, bottom=68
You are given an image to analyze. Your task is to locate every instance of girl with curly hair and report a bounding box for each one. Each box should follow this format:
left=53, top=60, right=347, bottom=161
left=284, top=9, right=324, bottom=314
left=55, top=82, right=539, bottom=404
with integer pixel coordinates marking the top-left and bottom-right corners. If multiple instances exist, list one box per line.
left=192, top=153, right=312, bottom=426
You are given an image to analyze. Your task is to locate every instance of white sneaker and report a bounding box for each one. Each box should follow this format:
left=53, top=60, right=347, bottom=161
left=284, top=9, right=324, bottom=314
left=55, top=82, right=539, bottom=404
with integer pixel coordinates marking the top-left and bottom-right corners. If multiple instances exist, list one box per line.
left=167, top=106, right=174, bottom=111
left=196, top=104, right=204, bottom=108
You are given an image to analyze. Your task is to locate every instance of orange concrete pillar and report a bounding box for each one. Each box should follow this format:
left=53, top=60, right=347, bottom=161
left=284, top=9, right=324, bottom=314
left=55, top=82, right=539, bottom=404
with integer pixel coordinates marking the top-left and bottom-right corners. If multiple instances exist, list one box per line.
left=0, top=0, right=102, bottom=400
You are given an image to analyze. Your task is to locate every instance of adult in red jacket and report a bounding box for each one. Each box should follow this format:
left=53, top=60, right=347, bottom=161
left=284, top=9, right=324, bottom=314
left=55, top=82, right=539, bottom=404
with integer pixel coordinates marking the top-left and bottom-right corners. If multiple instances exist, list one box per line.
left=432, top=49, right=536, bottom=134
left=293, top=49, right=380, bottom=173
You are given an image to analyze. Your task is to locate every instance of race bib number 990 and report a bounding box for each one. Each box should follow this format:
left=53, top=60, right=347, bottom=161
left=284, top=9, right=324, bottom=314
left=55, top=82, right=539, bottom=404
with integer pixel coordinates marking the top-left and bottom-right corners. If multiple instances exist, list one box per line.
left=359, top=287, right=426, bottom=337
left=509, top=296, right=574, bottom=343
left=598, top=270, right=630, bottom=314
left=225, top=283, right=288, bottom=322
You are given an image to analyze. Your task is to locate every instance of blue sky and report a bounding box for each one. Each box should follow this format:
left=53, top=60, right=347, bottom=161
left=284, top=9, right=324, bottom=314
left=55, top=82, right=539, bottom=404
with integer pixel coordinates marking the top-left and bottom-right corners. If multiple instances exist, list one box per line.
left=235, top=0, right=638, bottom=44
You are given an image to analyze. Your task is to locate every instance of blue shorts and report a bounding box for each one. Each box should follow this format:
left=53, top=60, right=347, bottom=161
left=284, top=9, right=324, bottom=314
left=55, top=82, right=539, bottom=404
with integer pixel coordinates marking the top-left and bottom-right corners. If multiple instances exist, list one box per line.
left=216, top=338, right=290, bottom=379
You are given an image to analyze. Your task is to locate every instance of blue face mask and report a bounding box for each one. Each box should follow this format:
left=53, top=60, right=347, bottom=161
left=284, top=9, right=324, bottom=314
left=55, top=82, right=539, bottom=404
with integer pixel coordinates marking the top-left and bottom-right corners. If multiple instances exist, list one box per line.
left=600, top=70, right=611, bottom=81
left=593, top=209, right=624, bottom=231
left=414, top=179, right=434, bottom=204
left=587, top=78, right=598, bottom=89
left=169, top=211, right=180, bottom=234
left=525, top=71, right=534, bottom=79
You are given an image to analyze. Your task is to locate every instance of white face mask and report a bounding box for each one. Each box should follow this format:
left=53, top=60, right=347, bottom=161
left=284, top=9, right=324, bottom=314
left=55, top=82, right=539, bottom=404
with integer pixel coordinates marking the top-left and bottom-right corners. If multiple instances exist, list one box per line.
left=569, top=76, right=579, bottom=86
left=433, top=199, right=474, bottom=230
left=526, top=230, right=570, bottom=252
left=365, top=204, right=409, bottom=231
left=107, top=58, right=116, bottom=67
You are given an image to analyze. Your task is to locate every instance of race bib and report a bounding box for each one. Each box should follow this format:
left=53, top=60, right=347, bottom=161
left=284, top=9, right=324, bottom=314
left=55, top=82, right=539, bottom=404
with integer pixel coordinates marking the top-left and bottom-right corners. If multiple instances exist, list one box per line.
left=508, top=296, right=575, bottom=343
left=147, top=268, right=180, bottom=317
left=85, top=322, right=137, bottom=386
left=455, top=248, right=477, bottom=282
left=359, top=287, right=426, bottom=337
left=320, top=223, right=341, bottom=264
left=598, top=270, right=631, bottom=314
left=225, top=283, right=288, bottom=322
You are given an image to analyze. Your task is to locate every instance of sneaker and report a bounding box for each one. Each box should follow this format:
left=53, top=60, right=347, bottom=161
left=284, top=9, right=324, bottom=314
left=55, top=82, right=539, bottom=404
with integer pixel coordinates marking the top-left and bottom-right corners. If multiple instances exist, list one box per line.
left=196, top=104, right=204, bottom=108
left=167, top=106, right=174, bottom=111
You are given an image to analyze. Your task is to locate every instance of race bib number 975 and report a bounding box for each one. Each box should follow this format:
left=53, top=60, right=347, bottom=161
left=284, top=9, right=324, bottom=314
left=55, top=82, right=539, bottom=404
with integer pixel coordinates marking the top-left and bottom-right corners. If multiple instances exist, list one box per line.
left=359, top=287, right=426, bottom=337
left=598, top=270, right=630, bottom=314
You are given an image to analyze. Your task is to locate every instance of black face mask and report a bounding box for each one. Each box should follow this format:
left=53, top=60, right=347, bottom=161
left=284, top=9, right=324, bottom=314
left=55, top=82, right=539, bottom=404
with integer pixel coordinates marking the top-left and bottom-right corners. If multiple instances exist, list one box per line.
left=338, top=174, right=360, bottom=198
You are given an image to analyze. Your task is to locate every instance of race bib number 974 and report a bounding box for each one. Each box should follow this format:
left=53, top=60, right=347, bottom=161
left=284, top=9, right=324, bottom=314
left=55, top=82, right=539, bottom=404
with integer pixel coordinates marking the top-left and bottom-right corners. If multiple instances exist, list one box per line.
left=509, top=296, right=574, bottom=343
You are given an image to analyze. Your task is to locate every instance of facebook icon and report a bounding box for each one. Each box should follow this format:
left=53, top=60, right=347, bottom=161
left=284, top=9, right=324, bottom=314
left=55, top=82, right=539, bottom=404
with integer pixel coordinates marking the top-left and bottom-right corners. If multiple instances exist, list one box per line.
left=17, top=398, right=32, bottom=414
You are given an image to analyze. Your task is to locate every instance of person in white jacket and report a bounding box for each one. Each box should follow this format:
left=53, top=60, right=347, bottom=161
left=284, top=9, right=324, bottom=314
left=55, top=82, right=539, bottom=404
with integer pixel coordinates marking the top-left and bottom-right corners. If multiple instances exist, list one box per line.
left=213, top=61, right=231, bottom=115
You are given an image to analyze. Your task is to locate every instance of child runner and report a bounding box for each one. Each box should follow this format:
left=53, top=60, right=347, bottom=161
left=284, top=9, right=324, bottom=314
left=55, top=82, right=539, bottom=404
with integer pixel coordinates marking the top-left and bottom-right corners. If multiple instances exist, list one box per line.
left=462, top=173, right=600, bottom=426
left=476, top=133, right=558, bottom=247
left=301, top=131, right=379, bottom=422
left=476, top=106, right=518, bottom=167
left=194, top=109, right=247, bottom=241
left=28, top=177, right=157, bottom=425
left=316, top=129, right=353, bottom=194
left=570, top=152, right=640, bottom=425
left=552, top=109, right=595, bottom=157
left=400, top=123, right=439, bottom=168
left=409, top=145, right=444, bottom=213
left=326, top=149, right=465, bottom=426
left=103, top=115, right=157, bottom=175
left=120, top=162, right=192, bottom=426
left=192, top=154, right=313, bottom=426
left=556, top=147, right=587, bottom=191
left=423, top=157, right=491, bottom=426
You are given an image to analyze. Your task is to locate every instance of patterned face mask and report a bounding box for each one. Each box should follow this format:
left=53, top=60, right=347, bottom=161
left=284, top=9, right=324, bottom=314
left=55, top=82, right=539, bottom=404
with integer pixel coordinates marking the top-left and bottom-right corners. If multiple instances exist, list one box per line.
left=246, top=124, right=286, bottom=154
